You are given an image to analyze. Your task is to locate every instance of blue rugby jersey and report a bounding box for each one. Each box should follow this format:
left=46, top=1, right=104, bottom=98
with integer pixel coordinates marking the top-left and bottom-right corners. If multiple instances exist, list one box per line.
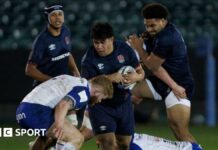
left=81, top=40, right=140, bottom=105
left=145, top=22, right=194, bottom=99
left=28, top=25, right=72, bottom=86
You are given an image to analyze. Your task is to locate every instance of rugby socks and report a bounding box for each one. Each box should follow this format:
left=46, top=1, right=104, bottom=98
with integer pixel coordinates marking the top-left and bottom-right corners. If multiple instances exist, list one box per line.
left=55, top=141, right=76, bottom=150
left=192, top=143, right=203, bottom=150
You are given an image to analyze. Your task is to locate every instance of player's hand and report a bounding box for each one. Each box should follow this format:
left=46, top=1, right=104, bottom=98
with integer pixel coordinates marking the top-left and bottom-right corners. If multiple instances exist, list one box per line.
left=127, top=34, right=144, bottom=52
left=172, top=84, right=187, bottom=100
left=122, top=71, right=138, bottom=84
left=53, top=122, right=64, bottom=140
left=107, top=72, right=124, bottom=83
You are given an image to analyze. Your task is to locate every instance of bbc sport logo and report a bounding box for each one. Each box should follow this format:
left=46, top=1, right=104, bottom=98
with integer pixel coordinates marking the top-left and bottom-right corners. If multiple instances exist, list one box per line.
left=0, top=127, right=46, bottom=137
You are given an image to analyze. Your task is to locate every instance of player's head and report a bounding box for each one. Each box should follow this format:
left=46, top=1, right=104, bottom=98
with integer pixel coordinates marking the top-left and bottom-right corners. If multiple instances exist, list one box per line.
left=142, top=3, right=169, bottom=37
left=89, top=75, right=113, bottom=105
left=44, top=4, right=64, bottom=29
left=91, top=22, right=114, bottom=56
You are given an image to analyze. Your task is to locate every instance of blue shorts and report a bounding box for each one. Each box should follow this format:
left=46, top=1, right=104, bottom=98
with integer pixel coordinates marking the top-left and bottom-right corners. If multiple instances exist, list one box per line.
left=89, top=97, right=134, bottom=135
left=16, top=102, right=54, bottom=130
left=129, top=143, right=142, bottom=150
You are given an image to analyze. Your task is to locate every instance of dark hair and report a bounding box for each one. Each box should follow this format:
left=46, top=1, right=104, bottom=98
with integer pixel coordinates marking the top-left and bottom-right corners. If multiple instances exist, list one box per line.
left=142, top=3, right=169, bottom=19
left=91, top=22, right=114, bottom=40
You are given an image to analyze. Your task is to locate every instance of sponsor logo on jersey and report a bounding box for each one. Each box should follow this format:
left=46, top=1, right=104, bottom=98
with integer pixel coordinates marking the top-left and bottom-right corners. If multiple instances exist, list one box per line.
left=16, top=113, right=26, bottom=123
left=99, top=125, right=107, bottom=131
left=65, top=36, right=70, bottom=45
left=48, top=44, right=56, bottom=51
left=52, top=52, right=70, bottom=61
left=117, top=54, right=125, bottom=63
left=97, top=63, right=104, bottom=70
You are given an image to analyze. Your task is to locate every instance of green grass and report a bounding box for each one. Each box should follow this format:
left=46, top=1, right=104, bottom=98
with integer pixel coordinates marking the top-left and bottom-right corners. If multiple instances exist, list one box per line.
left=0, top=123, right=217, bottom=150
left=81, top=123, right=218, bottom=150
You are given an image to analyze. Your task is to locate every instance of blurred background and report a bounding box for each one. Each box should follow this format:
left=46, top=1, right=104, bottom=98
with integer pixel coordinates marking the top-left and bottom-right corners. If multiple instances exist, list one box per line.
left=0, top=0, right=217, bottom=149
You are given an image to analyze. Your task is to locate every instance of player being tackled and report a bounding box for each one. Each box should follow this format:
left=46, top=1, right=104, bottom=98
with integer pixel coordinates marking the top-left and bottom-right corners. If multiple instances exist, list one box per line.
left=16, top=75, right=113, bottom=150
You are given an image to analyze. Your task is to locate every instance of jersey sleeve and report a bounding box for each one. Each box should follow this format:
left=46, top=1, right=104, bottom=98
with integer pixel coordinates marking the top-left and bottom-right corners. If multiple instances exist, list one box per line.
left=81, top=51, right=98, bottom=79
left=28, top=36, right=46, bottom=65
left=65, top=86, right=90, bottom=110
left=126, top=43, right=141, bottom=68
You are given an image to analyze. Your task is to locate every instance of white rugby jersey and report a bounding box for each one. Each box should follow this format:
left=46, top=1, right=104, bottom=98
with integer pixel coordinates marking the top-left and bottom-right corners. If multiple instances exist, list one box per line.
left=132, top=133, right=192, bottom=150
left=22, top=75, right=90, bottom=109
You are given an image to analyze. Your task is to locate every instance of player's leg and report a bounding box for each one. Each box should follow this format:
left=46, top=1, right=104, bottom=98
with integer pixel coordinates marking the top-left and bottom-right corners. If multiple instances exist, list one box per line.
left=115, top=98, right=134, bottom=150
left=80, top=110, right=95, bottom=141
left=131, top=79, right=155, bottom=99
left=44, top=109, right=78, bottom=150
left=30, top=136, right=54, bottom=150
left=96, top=133, right=118, bottom=150
left=116, top=135, right=132, bottom=150
left=47, top=119, right=84, bottom=150
left=165, top=91, right=196, bottom=142
left=89, top=105, right=118, bottom=150
left=16, top=103, right=56, bottom=150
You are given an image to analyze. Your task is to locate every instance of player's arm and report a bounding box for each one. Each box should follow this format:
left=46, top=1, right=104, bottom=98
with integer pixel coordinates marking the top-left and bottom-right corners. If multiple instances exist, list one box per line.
left=68, top=54, right=80, bottom=77
left=53, top=97, right=73, bottom=138
left=127, top=35, right=186, bottom=99
left=123, top=65, right=145, bottom=85
left=105, top=72, right=124, bottom=83
left=25, top=62, right=51, bottom=82
left=147, top=53, right=187, bottom=99
left=127, top=34, right=149, bottom=61
left=26, top=39, right=52, bottom=82
left=80, top=110, right=94, bottom=141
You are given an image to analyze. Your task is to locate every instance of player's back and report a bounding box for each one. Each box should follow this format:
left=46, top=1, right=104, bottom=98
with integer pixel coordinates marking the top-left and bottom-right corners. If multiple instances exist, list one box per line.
left=22, top=75, right=88, bottom=108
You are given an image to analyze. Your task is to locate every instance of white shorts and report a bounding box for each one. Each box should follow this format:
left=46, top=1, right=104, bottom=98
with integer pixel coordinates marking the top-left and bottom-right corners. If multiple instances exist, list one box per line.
left=81, top=115, right=92, bottom=130
left=145, top=79, right=191, bottom=108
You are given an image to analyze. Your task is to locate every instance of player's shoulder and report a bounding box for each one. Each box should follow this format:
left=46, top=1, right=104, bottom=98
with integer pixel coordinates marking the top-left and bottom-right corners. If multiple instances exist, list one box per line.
left=114, top=40, right=133, bottom=53
left=81, top=46, right=96, bottom=63
left=34, top=28, right=47, bottom=40
left=157, top=22, right=182, bottom=45
left=114, top=40, right=129, bottom=48
left=61, top=25, right=71, bottom=35
left=32, top=28, right=49, bottom=49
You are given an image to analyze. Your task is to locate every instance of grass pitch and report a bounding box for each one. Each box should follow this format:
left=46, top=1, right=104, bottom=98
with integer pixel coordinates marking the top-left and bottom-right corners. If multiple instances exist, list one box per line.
left=0, top=123, right=217, bottom=150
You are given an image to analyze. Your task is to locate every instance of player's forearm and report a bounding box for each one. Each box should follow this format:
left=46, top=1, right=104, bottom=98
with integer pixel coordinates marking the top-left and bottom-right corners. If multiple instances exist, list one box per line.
left=68, top=55, right=80, bottom=77
left=25, top=64, right=51, bottom=82
left=70, top=67, right=80, bottom=77
left=152, top=66, right=178, bottom=89
left=138, top=46, right=149, bottom=57
left=137, top=49, right=150, bottom=68
left=105, top=73, right=120, bottom=83
left=135, top=66, right=145, bottom=81
left=55, top=100, right=71, bottom=123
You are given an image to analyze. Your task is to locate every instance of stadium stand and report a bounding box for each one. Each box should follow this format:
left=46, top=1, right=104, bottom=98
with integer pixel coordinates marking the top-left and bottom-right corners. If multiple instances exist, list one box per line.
left=0, top=0, right=217, bottom=50
left=0, top=0, right=217, bottom=127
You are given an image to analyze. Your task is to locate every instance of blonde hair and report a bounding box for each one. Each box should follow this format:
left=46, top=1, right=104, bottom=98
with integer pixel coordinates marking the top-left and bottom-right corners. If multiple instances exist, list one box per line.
left=90, top=75, right=113, bottom=99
